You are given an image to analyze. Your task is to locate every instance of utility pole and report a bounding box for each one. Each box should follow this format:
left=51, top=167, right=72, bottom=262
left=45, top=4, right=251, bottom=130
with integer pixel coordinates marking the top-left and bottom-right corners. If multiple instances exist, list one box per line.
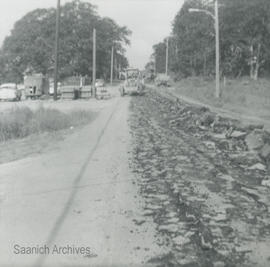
left=53, top=0, right=60, bottom=101
left=154, top=53, right=157, bottom=75
left=188, top=0, right=221, bottom=98
left=118, top=63, right=121, bottom=79
left=92, top=28, right=96, bottom=97
left=215, top=0, right=220, bottom=98
left=114, top=56, right=117, bottom=81
left=110, top=45, right=114, bottom=85
left=165, top=37, right=169, bottom=75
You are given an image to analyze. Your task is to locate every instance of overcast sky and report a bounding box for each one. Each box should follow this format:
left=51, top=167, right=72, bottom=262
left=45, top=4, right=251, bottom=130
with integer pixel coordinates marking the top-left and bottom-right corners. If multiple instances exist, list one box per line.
left=0, top=0, right=184, bottom=68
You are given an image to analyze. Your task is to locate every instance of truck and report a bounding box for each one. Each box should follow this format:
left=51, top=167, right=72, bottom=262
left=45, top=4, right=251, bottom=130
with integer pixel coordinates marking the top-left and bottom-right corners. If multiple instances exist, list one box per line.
left=155, top=73, right=171, bottom=87
left=24, top=74, right=49, bottom=99
left=120, top=68, right=145, bottom=96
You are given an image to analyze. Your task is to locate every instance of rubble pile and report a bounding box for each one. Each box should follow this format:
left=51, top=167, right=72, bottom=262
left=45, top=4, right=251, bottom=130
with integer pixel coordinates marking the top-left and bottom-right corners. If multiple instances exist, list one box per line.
left=129, top=89, right=270, bottom=267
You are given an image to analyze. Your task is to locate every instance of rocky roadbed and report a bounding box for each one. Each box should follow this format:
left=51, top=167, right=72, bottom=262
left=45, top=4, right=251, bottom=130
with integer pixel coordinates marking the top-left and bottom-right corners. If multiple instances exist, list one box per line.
left=128, top=88, right=270, bottom=267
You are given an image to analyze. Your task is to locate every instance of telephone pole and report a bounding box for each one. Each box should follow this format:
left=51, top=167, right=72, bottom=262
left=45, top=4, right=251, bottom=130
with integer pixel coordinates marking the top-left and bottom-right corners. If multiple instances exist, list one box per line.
left=92, top=28, right=96, bottom=97
left=165, top=37, right=169, bottom=75
left=214, top=0, right=220, bottom=98
left=189, top=0, right=221, bottom=98
left=54, top=0, right=60, bottom=101
left=110, top=45, right=114, bottom=85
left=154, top=54, right=157, bottom=75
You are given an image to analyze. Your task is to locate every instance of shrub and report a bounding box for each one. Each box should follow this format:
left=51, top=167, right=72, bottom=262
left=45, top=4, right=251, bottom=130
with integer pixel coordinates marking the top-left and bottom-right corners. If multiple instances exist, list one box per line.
left=0, top=106, right=95, bottom=142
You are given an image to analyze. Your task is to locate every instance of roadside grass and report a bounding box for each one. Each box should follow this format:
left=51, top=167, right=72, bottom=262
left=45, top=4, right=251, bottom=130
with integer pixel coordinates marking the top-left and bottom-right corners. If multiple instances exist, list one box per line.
left=172, top=77, right=270, bottom=119
left=0, top=106, right=95, bottom=142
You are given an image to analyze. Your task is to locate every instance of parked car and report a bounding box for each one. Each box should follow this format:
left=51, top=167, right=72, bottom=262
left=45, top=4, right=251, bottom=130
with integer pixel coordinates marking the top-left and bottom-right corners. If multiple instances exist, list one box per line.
left=0, top=83, right=21, bottom=101
left=95, top=79, right=110, bottom=99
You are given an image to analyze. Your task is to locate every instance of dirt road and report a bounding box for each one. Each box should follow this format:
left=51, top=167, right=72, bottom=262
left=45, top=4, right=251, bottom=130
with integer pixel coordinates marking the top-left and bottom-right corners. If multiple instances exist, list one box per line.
left=0, top=96, right=162, bottom=267
left=1, top=87, right=270, bottom=267
left=129, top=88, right=270, bottom=267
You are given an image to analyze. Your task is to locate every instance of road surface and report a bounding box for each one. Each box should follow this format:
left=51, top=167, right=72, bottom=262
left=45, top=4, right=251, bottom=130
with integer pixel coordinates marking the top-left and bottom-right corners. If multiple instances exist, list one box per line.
left=0, top=96, right=163, bottom=267
left=129, top=88, right=270, bottom=267
left=1, top=87, right=270, bottom=267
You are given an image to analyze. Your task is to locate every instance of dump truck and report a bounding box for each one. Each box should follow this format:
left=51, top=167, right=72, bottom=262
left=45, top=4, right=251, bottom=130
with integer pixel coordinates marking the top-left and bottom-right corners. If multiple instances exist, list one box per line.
left=120, top=68, right=144, bottom=96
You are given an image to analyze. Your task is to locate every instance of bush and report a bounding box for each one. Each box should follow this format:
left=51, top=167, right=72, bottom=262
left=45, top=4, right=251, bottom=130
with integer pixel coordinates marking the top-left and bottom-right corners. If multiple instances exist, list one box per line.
left=0, top=106, right=95, bottom=142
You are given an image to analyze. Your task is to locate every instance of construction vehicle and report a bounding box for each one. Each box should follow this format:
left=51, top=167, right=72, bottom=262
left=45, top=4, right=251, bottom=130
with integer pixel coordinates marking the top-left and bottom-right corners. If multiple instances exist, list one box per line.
left=120, top=68, right=144, bottom=96
left=155, top=73, right=171, bottom=87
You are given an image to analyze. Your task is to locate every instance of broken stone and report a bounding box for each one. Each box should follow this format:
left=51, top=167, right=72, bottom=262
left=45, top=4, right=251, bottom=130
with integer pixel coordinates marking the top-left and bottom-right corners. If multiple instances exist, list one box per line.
left=217, top=140, right=230, bottom=150
left=143, top=210, right=155, bottom=216
left=198, top=125, right=207, bottom=131
left=213, top=261, right=225, bottom=267
left=133, top=218, right=146, bottom=226
left=260, top=143, right=270, bottom=161
left=155, top=194, right=169, bottom=201
left=200, top=112, right=216, bottom=127
left=248, top=163, right=266, bottom=171
left=203, top=141, right=216, bottom=150
left=146, top=203, right=161, bottom=210
left=167, top=217, right=179, bottom=224
left=245, top=124, right=264, bottom=131
left=200, top=234, right=213, bottom=250
left=214, top=213, right=227, bottom=222
left=166, top=211, right=178, bottom=218
left=235, top=246, right=252, bottom=253
left=212, top=133, right=226, bottom=139
left=216, top=249, right=230, bottom=256
left=245, top=130, right=264, bottom=151
left=262, top=179, right=270, bottom=188
left=158, top=224, right=179, bottom=233
left=219, top=174, right=234, bottom=182
left=173, top=235, right=190, bottom=246
left=185, top=212, right=197, bottom=222
left=230, top=130, right=247, bottom=139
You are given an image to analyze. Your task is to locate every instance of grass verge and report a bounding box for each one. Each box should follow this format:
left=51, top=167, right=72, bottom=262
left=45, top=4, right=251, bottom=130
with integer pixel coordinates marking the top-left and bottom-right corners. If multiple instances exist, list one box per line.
left=0, top=106, right=95, bottom=143
left=172, top=77, right=270, bottom=120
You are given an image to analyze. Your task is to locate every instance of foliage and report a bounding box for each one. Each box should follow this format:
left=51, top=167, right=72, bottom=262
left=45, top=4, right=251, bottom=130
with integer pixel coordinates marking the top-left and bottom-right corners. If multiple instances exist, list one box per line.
left=0, top=106, right=95, bottom=142
left=148, top=0, right=270, bottom=80
left=0, top=0, right=131, bottom=83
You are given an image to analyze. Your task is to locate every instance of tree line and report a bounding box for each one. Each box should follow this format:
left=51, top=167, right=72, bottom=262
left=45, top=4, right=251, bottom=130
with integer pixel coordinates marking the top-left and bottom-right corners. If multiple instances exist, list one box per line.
left=0, top=0, right=131, bottom=84
left=147, top=0, right=270, bottom=81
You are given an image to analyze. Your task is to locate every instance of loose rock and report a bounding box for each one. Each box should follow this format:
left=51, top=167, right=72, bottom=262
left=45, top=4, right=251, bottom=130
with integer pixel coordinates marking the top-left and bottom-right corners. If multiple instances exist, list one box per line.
left=245, top=130, right=264, bottom=151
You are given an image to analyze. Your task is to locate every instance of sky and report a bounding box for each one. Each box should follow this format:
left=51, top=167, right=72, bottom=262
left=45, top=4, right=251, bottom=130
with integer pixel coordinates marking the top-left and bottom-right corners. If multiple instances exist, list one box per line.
left=0, top=0, right=184, bottom=69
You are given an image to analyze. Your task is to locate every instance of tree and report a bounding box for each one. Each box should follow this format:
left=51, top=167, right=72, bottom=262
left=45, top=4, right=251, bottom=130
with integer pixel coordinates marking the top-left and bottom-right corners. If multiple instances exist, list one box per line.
left=147, top=0, right=270, bottom=80
left=0, top=0, right=131, bottom=83
left=172, top=0, right=215, bottom=77
left=220, top=0, right=270, bottom=79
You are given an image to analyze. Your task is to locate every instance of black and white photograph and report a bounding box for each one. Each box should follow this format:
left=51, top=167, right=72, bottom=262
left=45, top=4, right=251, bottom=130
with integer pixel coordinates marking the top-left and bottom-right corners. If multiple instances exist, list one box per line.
left=0, top=0, right=270, bottom=266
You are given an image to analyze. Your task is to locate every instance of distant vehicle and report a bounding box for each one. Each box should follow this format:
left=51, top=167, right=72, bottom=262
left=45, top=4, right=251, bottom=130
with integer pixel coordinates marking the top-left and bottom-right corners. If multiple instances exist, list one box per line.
left=0, top=83, right=21, bottom=101
left=120, top=68, right=144, bottom=96
left=155, top=73, right=171, bottom=87
left=24, top=74, right=49, bottom=99
left=95, top=79, right=110, bottom=99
